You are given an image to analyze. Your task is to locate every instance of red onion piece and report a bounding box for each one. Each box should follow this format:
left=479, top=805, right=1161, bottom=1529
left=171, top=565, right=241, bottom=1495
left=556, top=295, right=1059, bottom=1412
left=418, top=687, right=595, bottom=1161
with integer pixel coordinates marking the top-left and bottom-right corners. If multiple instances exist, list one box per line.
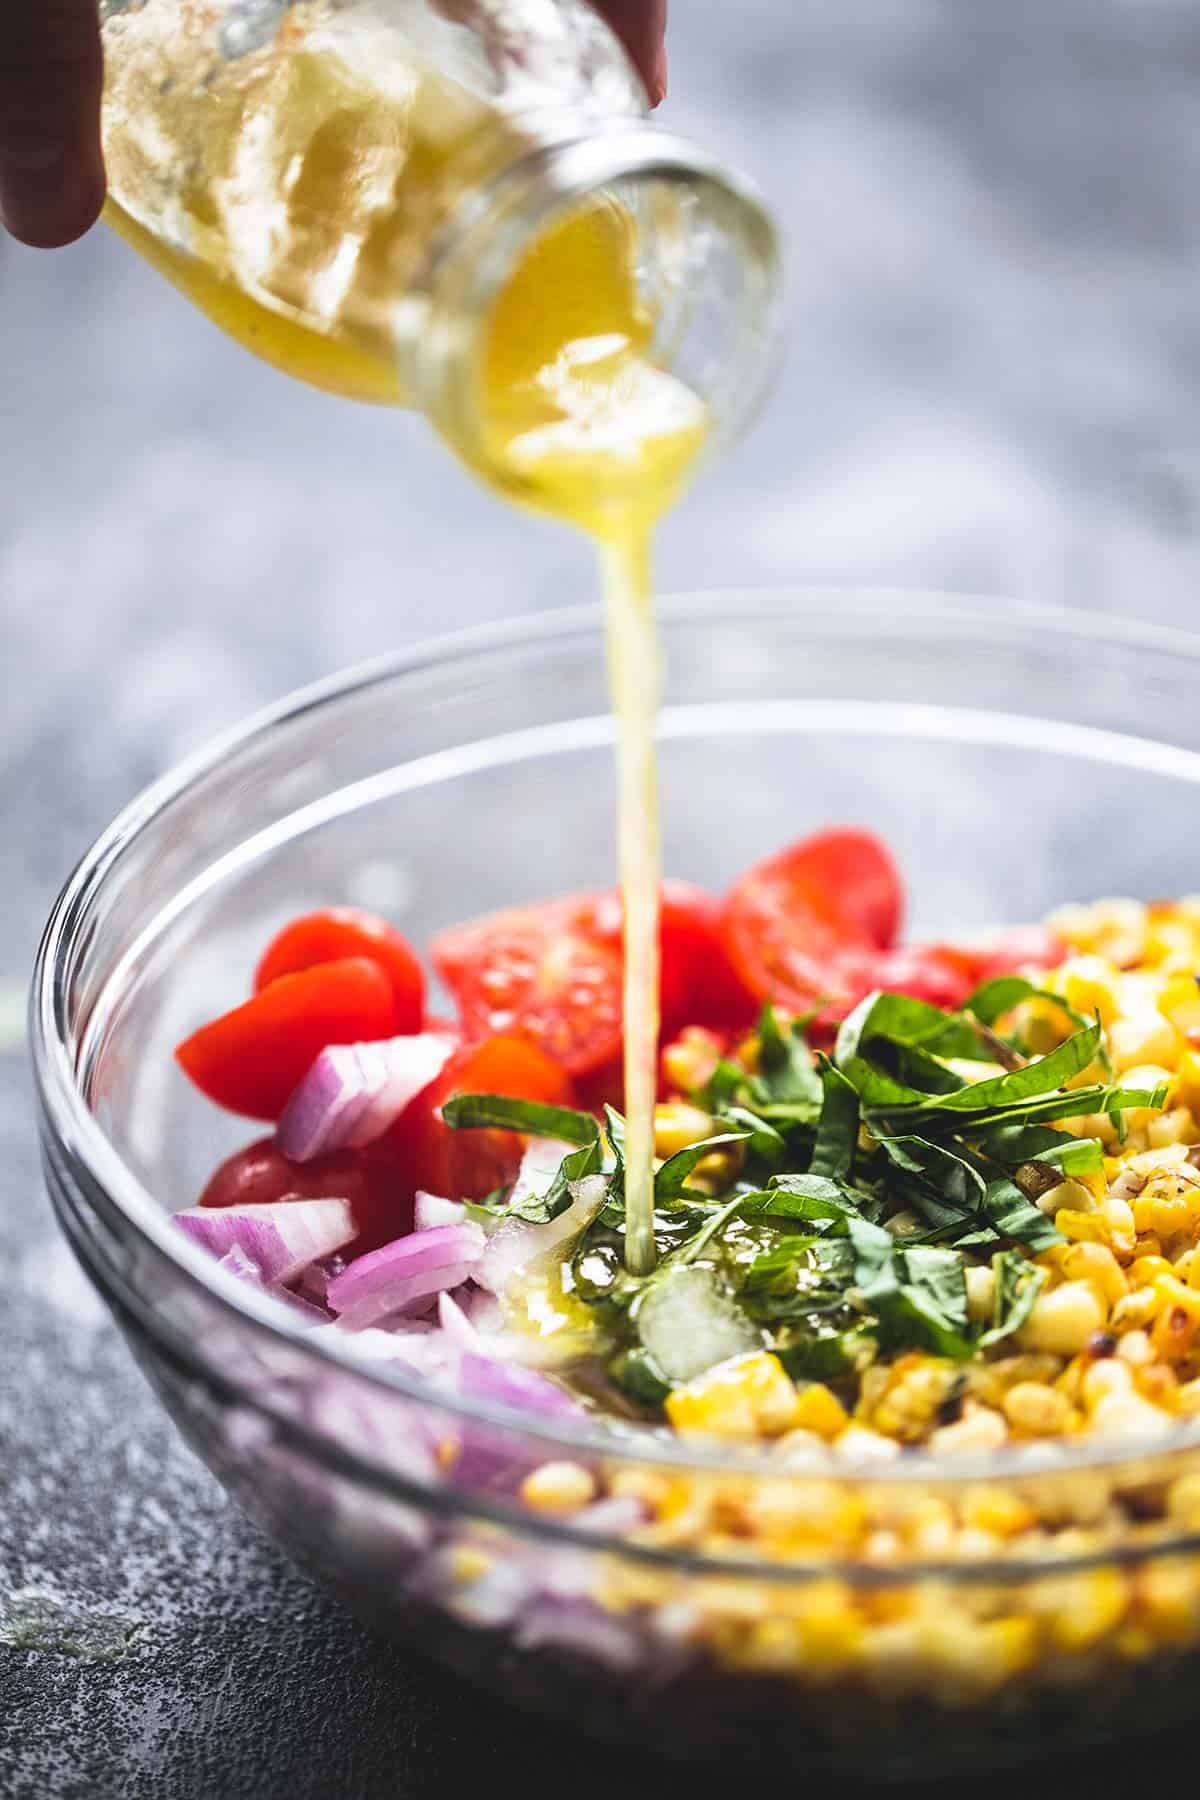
left=414, top=1191, right=465, bottom=1232
left=175, top=1197, right=355, bottom=1286
left=276, top=1032, right=454, bottom=1161
left=326, top=1222, right=485, bottom=1330
left=477, top=1173, right=607, bottom=1295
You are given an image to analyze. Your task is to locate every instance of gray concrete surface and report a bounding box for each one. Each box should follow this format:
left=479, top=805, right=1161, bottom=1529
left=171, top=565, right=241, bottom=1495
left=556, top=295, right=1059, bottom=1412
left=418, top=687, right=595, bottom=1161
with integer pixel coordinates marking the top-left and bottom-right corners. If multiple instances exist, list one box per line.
left=4, top=5, right=1200, bottom=1794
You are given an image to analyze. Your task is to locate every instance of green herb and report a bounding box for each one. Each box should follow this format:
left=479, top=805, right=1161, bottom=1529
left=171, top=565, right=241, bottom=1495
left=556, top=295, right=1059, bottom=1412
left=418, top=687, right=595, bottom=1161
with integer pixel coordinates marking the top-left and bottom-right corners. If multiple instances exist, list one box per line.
left=846, top=1216, right=972, bottom=1359
left=978, top=1250, right=1048, bottom=1348
left=507, top=1134, right=604, bottom=1224
left=809, top=1059, right=860, bottom=1180
left=441, top=1093, right=599, bottom=1145
left=715, top=1105, right=787, bottom=1171
left=654, top=1131, right=753, bottom=1207
left=755, top=1003, right=824, bottom=1109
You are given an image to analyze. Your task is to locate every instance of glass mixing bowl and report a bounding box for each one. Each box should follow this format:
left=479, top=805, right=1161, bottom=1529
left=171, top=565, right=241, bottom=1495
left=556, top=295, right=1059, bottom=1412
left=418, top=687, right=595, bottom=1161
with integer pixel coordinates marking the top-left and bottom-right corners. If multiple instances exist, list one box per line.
left=31, top=592, right=1200, bottom=1773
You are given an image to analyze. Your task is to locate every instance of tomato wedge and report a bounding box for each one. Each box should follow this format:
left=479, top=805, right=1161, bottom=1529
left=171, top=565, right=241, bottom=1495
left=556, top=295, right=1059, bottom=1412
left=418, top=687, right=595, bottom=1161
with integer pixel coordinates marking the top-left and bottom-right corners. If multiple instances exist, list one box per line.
left=379, top=1033, right=575, bottom=1203
left=720, top=829, right=903, bottom=1018
left=199, top=1136, right=411, bottom=1256
left=431, top=898, right=623, bottom=1075
left=175, top=957, right=395, bottom=1120
left=583, top=880, right=757, bottom=1034
left=254, top=907, right=424, bottom=1032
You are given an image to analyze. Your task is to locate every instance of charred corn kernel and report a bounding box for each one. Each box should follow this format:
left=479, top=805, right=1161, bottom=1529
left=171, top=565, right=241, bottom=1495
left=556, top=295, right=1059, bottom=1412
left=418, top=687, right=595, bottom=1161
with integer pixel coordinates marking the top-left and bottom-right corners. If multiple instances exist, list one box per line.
left=963, top=1485, right=1036, bottom=1537
left=653, top=1100, right=717, bottom=1157
left=1003, top=1381, right=1074, bottom=1436
left=1082, top=1357, right=1134, bottom=1408
left=965, top=1264, right=996, bottom=1323
left=1172, top=1048, right=1200, bottom=1114
left=1151, top=1275, right=1200, bottom=1360
left=448, top=1545, right=493, bottom=1584
left=929, top=1405, right=1008, bottom=1455
left=866, top=1359, right=963, bottom=1443
left=1101, top=1197, right=1137, bottom=1257
left=520, top=1461, right=597, bottom=1513
left=1019, top=1281, right=1107, bottom=1356
left=1042, top=1568, right=1129, bottom=1652
left=790, top=1382, right=850, bottom=1442
left=1108, top=1013, right=1180, bottom=1075
left=666, top=1353, right=801, bottom=1441
left=1061, top=1243, right=1128, bottom=1307
left=660, top=1026, right=724, bottom=1096
left=1167, top=1472, right=1200, bottom=1525
left=1159, top=973, right=1200, bottom=1037
left=1058, top=955, right=1120, bottom=1026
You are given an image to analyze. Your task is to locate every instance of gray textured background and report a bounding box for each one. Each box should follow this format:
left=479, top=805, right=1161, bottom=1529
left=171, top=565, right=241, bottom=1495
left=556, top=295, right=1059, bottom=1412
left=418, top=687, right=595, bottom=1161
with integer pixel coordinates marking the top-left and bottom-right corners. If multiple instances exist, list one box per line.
left=5, top=5, right=1200, bottom=1794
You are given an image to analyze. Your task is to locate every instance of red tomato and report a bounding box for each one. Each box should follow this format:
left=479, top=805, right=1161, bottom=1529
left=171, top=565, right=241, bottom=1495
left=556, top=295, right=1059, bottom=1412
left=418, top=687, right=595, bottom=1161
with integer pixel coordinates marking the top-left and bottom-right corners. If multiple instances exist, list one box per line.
left=866, top=943, right=977, bottom=1012
left=584, top=880, right=757, bottom=1034
left=720, top=829, right=903, bottom=1018
left=254, top=907, right=424, bottom=1032
left=175, top=957, right=395, bottom=1120
left=379, top=1034, right=575, bottom=1203
left=962, top=925, right=1064, bottom=982
left=199, top=1136, right=411, bottom=1256
left=431, top=898, right=623, bottom=1075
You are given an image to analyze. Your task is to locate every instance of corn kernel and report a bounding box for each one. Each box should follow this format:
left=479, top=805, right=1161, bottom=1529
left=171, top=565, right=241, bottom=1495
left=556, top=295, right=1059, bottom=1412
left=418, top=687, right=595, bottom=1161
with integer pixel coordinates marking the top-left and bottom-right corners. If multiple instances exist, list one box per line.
left=666, top=1353, right=801, bottom=1441
left=962, top=1485, right=1036, bottom=1537
left=1159, top=973, right=1200, bottom=1037
left=791, top=1382, right=850, bottom=1442
left=448, top=1545, right=493, bottom=1584
left=1082, top=1358, right=1134, bottom=1408
left=520, top=1461, right=597, bottom=1513
left=1061, top=1242, right=1129, bottom=1307
left=965, top=1264, right=996, bottom=1323
left=1003, top=1381, right=1074, bottom=1437
left=1167, top=1472, right=1200, bottom=1526
left=1089, top=1390, right=1172, bottom=1438
left=1108, top=1014, right=1180, bottom=1076
left=1151, top=1275, right=1200, bottom=1360
left=928, top=1406, right=1008, bottom=1455
left=1173, top=1048, right=1200, bottom=1115
left=835, top=1424, right=902, bottom=1462
left=661, top=1026, right=724, bottom=1097
left=1041, top=1569, right=1128, bottom=1652
left=1176, top=1377, right=1200, bottom=1417
left=1019, top=1281, right=1107, bottom=1356
left=1058, top=955, right=1120, bottom=1027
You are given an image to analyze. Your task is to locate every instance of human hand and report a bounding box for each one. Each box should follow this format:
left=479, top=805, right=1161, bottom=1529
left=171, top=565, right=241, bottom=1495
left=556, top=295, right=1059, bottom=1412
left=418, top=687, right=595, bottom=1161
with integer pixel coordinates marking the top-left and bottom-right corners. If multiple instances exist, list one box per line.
left=0, top=0, right=667, bottom=250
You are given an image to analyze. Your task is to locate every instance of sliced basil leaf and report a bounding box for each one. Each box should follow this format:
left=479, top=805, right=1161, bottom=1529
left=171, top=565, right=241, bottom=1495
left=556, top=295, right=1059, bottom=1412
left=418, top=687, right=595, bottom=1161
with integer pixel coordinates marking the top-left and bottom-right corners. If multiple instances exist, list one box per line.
left=978, top=1250, right=1047, bottom=1348
left=654, top=1131, right=751, bottom=1203
left=982, top=1176, right=1063, bottom=1250
left=508, top=1134, right=604, bottom=1224
left=809, top=1059, right=860, bottom=1181
left=754, top=1003, right=823, bottom=1110
left=442, top=1093, right=599, bottom=1145
left=715, top=1106, right=786, bottom=1170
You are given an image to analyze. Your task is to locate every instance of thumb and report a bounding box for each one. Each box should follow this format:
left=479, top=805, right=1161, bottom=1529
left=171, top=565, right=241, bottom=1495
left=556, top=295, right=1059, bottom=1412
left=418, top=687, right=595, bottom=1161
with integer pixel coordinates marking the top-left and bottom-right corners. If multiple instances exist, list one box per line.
left=0, top=0, right=105, bottom=248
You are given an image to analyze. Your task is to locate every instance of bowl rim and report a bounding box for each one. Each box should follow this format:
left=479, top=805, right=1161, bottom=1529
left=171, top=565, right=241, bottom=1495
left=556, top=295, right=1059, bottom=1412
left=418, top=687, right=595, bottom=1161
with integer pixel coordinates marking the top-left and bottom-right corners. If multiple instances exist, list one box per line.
left=31, top=588, right=1200, bottom=1536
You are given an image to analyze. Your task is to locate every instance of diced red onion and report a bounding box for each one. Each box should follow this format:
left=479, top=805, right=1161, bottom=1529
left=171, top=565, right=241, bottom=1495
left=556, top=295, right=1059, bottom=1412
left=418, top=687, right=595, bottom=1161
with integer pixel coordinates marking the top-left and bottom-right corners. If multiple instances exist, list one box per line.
left=276, top=1032, right=454, bottom=1161
left=455, top=1350, right=585, bottom=1422
left=508, top=1136, right=577, bottom=1209
left=414, top=1191, right=465, bottom=1232
left=175, top=1197, right=355, bottom=1287
left=217, top=1237, right=330, bottom=1322
left=297, top=1254, right=345, bottom=1305
left=477, top=1173, right=607, bottom=1295
left=326, top=1222, right=485, bottom=1330
left=515, top=1595, right=643, bottom=1673
left=437, top=1289, right=481, bottom=1348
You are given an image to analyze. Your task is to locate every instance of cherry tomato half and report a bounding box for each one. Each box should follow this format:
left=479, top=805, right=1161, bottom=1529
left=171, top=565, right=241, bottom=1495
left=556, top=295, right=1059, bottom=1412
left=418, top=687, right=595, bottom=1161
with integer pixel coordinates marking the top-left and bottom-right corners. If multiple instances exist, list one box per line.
left=378, top=1033, right=575, bottom=1203
left=199, top=1136, right=412, bottom=1256
left=431, top=898, right=624, bottom=1076
left=720, top=829, right=903, bottom=1019
left=583, top=880, right=757, bottom=1035
left=175, top=957, right=395, bottom=1120
left=254, top=907, right=424, bottom=1032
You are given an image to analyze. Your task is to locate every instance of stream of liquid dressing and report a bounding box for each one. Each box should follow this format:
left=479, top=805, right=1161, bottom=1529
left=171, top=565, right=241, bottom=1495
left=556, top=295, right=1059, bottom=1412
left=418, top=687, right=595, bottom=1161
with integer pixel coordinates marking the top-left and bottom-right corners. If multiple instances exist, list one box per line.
left=476, top=206, right=708, bottom=1275
left=101, top=23, right=707, bottom=1272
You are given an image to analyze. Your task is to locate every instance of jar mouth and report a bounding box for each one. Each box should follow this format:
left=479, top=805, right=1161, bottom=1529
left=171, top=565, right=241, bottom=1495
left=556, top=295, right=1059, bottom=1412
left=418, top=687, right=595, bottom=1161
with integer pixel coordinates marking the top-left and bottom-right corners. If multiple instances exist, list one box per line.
left=406, top=120, right=783, bottom=505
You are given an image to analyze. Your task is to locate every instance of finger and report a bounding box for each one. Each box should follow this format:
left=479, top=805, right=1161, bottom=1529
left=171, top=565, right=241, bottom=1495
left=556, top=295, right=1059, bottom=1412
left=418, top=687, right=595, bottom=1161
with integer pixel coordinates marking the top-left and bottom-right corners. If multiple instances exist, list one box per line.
left=0, top=0, right=105, bottom=248
left=593, top=1, right=668, bottom=105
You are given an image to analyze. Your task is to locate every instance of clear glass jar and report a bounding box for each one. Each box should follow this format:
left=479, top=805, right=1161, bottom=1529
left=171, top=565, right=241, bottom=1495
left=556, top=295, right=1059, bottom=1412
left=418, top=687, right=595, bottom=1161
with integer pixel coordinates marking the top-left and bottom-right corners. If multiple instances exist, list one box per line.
left=98, top=0, right=779, bottom=492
